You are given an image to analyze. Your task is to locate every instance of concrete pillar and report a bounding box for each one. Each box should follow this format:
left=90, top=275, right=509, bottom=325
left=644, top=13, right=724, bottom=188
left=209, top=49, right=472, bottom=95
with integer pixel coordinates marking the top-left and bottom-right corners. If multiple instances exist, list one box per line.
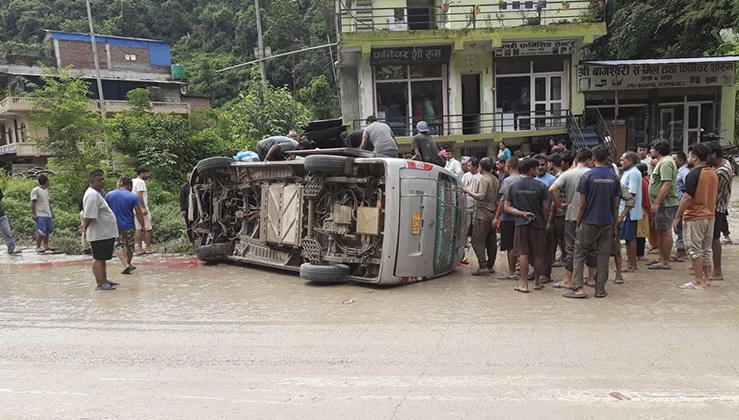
left=720, top=85, right=736, bottom=145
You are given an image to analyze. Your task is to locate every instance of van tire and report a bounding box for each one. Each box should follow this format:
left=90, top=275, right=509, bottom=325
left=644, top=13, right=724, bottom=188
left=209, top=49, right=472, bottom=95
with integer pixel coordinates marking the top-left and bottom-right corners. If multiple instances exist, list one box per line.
left=300, top=263, right=350, bottom=283
left=196, top=242, right=232, bottom=263
left=304, top=155, right=350, bottom=174
left=196, top=157, right=233, bottom=175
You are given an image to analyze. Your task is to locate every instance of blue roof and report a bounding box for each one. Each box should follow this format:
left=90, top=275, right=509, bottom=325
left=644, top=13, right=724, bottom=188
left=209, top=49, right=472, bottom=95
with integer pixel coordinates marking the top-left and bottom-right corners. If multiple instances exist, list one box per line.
left=44, top=30, right=171, bottom=67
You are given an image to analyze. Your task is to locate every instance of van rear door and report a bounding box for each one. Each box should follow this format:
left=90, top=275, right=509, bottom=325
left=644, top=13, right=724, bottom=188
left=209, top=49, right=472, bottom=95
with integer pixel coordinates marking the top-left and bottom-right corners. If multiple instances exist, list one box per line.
left=394, top=170, right=460, bottom=278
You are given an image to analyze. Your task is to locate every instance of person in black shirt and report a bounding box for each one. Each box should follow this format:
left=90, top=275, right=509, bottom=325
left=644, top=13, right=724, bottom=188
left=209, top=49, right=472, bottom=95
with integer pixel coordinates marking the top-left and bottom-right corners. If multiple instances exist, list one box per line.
left=179, top=170, right=194, bottom=243
left=411, top=121, right=445, bottom=167
left=341, top=129, right=370, bottom=150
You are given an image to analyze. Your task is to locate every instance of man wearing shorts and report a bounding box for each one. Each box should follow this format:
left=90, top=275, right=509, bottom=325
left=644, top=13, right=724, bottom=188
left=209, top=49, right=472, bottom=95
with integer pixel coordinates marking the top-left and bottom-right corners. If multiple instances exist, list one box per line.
left=504, top=158, right=549, bottom=293
left=106, top=177, right=146, bottom=275
left=81, top=170, right=119, bottom=291
left=493, top=157, right=521, bottom=280
left=549, top=148, right=593, bottom=289
left=647, top=140, right=679, bottom=270
left=564, top=145, right=621, bottom=299
left=30, top=175, right=54, bottom=253
left=707, top=142, right=733, bottom=281
left=133, top=167, right=153, bottom=255
left=619, top=151, right=642, bottom=271
left=673, top=143, right=718, bottom=289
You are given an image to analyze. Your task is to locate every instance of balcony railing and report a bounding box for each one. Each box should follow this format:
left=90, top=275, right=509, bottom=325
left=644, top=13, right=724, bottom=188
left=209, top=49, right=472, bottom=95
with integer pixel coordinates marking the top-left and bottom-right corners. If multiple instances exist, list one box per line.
left=0, top=142, right=50, bottom=157
left=340, top=0, right=604, bottom=33
left=353, top=109, right=567, bottom=137
left=0, top=97, right=190, bottom=115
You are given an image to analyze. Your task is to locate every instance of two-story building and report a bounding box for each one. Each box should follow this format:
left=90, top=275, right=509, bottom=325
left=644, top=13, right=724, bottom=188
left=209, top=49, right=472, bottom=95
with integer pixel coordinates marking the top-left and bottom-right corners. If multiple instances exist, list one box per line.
left=336, top=0, right=737, bottom=157
left=0, top=30, right=194, bottom=168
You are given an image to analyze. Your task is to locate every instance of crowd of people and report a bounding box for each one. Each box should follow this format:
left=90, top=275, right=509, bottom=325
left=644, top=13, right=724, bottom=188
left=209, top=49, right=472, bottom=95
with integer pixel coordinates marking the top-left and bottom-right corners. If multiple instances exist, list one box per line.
left=453, top=139, right=734, bottom=297
left=0, top=167, right=158, bottom=291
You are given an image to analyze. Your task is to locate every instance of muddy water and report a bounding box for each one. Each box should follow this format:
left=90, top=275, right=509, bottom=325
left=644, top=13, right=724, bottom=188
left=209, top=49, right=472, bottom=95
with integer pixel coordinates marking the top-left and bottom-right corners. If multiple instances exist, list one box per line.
left=1, top=181, right=739, bottom=418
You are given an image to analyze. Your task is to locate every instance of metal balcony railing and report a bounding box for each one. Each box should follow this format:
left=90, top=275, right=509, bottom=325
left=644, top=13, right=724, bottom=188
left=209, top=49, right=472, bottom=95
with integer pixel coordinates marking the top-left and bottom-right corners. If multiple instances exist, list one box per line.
left=353, top=109, right=567, bottom=137
left=340, top=0, right=605, bottom=33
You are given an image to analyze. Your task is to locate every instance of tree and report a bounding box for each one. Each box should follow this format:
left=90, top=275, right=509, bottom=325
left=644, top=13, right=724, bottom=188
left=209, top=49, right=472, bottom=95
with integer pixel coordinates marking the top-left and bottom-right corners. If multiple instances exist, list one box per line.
left=222, top=68, right=310, bottom=151
left=25, top=68, right=105, bottom=192
left=299, top=75, right=339, bottom=120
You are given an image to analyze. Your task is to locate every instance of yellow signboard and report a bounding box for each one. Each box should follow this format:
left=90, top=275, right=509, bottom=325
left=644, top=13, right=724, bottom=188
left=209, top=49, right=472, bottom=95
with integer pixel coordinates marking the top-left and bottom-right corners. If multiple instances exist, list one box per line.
left=411, top=212, right=421, bottom=235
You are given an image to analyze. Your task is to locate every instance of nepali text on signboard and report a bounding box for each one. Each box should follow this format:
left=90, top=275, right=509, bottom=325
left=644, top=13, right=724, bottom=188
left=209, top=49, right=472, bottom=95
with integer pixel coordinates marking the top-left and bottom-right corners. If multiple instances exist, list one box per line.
left=371, top=45, right=452, bottom=65
left=494, top=39, right=577, bottom=57
left=577, top=62, right=736, bottom=92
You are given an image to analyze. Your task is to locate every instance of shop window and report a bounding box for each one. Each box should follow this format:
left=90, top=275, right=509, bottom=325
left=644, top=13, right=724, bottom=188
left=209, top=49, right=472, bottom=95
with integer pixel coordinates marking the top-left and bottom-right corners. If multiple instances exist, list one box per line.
left=533, top=60, right=563, bottom=72
left=374, top=64, right=445, bottom=136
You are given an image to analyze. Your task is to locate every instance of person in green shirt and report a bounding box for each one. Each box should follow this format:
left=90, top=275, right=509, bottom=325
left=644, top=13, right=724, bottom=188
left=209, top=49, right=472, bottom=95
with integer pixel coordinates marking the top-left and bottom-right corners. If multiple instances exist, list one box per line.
left=647, top=140, right=679, bottom=270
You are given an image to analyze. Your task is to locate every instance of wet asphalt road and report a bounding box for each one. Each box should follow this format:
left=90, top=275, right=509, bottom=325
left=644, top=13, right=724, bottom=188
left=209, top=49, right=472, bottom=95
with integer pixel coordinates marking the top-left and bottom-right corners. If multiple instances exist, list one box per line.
left=2, top=249, right=739, bottom=419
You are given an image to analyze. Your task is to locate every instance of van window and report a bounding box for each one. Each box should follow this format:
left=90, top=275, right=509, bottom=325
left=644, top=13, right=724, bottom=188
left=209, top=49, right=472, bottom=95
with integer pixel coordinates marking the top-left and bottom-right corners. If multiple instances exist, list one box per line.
left=433, top=172, right=459, bottom=274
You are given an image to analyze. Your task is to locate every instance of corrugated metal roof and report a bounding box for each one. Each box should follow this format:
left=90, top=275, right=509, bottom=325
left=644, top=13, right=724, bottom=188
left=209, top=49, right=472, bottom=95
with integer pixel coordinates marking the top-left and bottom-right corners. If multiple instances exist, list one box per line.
left=43, top=30, right=167, bottom=45
left=583, top=56, right=739, bottom=66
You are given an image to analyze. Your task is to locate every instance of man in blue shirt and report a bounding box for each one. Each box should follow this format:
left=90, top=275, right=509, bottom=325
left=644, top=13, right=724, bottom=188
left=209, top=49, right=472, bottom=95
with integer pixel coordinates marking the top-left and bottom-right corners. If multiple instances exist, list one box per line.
left=105, top=177, right=146, bottom=275
left=564, top=145, right=621, bottom=299
left=619, top=151, right=643, bottom=271
left=671, top=151, right=690, bottom=261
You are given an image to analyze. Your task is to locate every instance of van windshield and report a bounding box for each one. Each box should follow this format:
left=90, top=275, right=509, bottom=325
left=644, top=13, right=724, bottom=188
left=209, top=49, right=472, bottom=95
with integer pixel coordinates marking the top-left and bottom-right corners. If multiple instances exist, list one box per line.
left=433, top=172, right=459, bottom=274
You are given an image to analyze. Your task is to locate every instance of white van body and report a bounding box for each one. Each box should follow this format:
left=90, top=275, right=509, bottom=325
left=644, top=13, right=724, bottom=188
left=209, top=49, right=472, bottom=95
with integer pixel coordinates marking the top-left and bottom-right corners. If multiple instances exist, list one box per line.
left=189, top=149, right=465, bottom=285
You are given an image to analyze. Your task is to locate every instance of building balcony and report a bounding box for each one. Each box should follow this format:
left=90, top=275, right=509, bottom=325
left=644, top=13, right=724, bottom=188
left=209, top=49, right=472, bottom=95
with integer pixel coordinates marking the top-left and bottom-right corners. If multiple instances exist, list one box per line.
left=0, top=97, right=190, bottom=116
left=353, top=108, right=568, bottom=141
left=340, top=0, right=604, bottom=33
left=0, top=142, right=51, bottom=157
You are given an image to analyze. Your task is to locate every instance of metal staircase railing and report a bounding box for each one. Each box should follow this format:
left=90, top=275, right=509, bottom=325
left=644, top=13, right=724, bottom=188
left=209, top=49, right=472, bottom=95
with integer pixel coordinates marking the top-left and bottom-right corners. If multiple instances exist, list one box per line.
left=585, top=108, right=618, bottom=160
left=566, top=109, right=587, bottom=151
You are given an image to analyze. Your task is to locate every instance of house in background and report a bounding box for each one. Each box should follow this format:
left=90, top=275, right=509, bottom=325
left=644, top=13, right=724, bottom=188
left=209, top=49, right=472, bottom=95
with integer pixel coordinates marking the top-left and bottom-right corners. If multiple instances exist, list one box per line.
left=336, top=0, right=737, bottom=158
left=0, top=30, right=192, bottom=169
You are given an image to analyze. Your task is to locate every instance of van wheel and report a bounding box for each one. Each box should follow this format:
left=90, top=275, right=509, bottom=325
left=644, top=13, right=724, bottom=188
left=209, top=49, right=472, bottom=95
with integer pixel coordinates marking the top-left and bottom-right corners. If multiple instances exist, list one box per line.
left=300, top=263, right=350, bottom=283
left=304, top=155, right=351, bottom=174
left=196, top=242, right=233, bottom=263
left=196, top=157, right=233, bottom=175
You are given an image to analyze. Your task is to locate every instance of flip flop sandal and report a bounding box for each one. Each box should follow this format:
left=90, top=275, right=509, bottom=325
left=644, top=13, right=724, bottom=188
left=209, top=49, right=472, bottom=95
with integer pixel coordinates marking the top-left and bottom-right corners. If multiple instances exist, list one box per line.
left=647, top=264, right=671, bottom=270
left=514, top=287, right=530, bottom=294
left=563, top=290, right=587, bottom=299
left=584, top=282, right=596, bottom=288
left=552, top=282, right=573, bottom=290
left=679, top=282, right=705, bottom=290
left=670, top=256, right=686, bottom=262
left=471, top=270, right=491, bottom=276
left=539, top=277, right=553, bottom=284
left=614, top=276, right=624, bottom=284
left=595, top=291, right=608, bottom=298
left=533, top=285, right=544, bottom=291
left=710, top=276, right=724, bottom=281
left=122, top=266, right=134, bottom=275
left=107, top=281, right=120, bottom=286
left=497, top=274, right=518, bottom=280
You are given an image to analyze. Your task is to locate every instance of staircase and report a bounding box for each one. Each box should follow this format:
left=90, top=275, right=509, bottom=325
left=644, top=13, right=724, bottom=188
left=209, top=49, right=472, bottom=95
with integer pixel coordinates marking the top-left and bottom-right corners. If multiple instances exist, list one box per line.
left=566, top=108, right=617, bottom=160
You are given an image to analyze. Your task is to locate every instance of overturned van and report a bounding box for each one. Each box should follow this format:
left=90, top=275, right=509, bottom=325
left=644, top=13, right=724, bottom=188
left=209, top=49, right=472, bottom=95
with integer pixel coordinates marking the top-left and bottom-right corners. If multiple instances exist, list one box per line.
left=189, top=149, right=465, bottom=285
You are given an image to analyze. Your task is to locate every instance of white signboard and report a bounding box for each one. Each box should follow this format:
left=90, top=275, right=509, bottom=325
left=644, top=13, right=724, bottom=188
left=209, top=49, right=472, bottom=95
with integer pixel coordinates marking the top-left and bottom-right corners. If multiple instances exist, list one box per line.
left=577, top=62, right=736, bottom=91
left=494, top=39, right=577, bottom=57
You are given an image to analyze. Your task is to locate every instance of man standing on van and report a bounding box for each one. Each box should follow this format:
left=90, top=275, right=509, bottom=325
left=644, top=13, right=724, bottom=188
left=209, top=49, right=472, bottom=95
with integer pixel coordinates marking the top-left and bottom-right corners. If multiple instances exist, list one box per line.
left=31, top=175, right=53, bottom=253
left=360, top=116, right=398, bottom=158
left=463, top=157, right=499, bottom=276
left=411, top=121, right=445, bottom=167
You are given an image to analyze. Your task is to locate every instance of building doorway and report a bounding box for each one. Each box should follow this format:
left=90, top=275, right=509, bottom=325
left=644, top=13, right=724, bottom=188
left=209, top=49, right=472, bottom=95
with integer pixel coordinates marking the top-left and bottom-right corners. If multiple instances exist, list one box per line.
left=461, top=73, right=481, bottom=135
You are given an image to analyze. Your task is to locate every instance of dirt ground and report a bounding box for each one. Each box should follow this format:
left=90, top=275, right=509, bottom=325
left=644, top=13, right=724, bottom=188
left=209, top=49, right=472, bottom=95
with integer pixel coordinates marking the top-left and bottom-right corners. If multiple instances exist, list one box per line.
left=1, top=181, right=739, bottom=419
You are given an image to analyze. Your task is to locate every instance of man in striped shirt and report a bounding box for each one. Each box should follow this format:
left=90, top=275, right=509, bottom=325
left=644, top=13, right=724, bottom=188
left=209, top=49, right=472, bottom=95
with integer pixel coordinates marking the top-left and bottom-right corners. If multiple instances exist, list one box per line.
left=707, top=143, right=733, bottom=282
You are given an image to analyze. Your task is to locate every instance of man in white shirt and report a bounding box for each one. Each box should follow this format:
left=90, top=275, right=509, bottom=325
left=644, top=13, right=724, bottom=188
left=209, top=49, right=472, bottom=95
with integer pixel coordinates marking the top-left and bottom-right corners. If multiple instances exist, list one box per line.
left=637, top=143, right=654, bottom=176
left=461, top=157, right=483, bottom=257
left=443, top=148, right=464, bottom=182
left=81, top=170, right=119, bottom=291
left=30, top=175, right=54, bottom=253
left=132, top=167, right=153, bottom=254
